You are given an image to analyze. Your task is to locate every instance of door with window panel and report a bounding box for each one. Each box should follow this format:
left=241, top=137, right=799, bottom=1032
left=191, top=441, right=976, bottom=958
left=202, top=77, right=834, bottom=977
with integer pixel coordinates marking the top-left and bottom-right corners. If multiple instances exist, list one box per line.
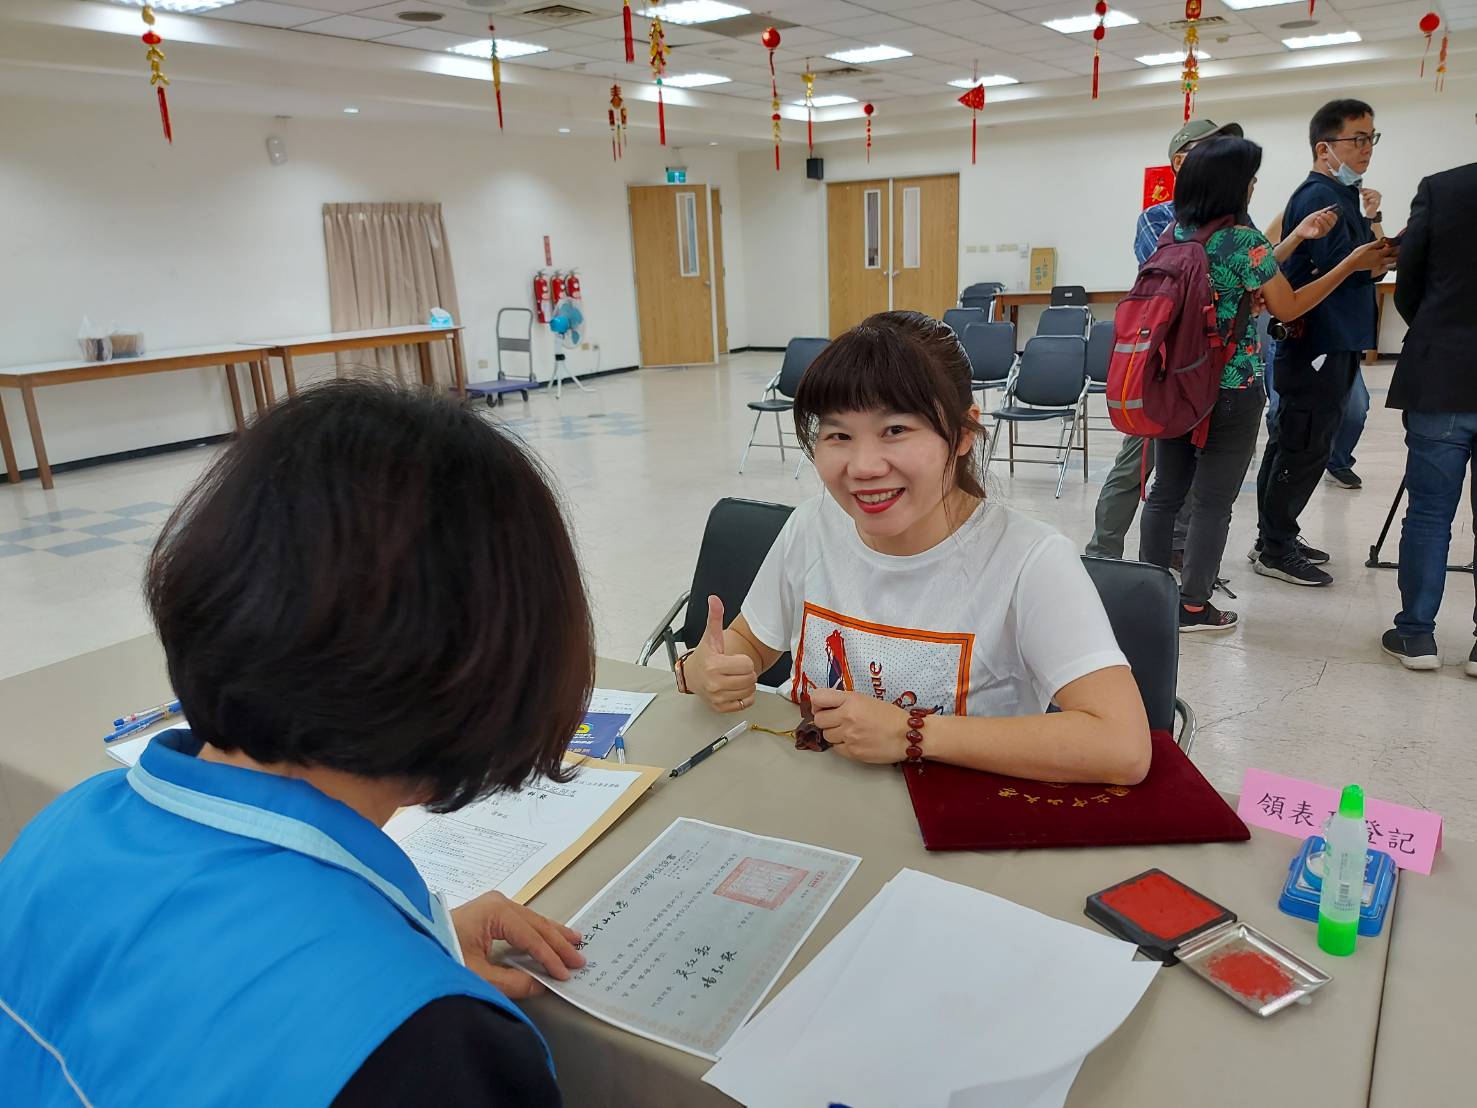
left=826, top=179, right=892, bottom=337
left=826, top=175, right=960, bottom=335
left=629, top=184, right=716, bottom=366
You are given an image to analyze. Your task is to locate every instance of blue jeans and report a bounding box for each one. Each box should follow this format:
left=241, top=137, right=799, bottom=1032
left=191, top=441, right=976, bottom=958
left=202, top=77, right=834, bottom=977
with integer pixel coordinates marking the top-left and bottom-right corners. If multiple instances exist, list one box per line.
left=1328, top=369, right=1370, bottom=473
left=1265, top=351, right=1369, bottom=473
left=1395, top=411, right=1477, bottom=638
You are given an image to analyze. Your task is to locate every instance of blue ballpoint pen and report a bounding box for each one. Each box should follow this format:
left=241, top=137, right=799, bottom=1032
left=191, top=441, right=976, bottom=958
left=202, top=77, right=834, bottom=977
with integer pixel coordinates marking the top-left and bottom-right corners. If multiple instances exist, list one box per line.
left=114, top=698, right=181, bottom=728
left=105, top=705, right=181, bottom=743
left=614, top=734, right=628, bottom=764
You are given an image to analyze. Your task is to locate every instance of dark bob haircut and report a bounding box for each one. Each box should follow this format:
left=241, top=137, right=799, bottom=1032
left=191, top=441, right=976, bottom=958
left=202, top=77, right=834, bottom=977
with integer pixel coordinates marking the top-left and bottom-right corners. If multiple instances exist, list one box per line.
left=1309, top=98, right=1373, bottom=155
left=1174, top=135, right=1263, bottom=229
left=792, top=311, right=986, bottom=498
left=145, top=380, right=594, bottom=813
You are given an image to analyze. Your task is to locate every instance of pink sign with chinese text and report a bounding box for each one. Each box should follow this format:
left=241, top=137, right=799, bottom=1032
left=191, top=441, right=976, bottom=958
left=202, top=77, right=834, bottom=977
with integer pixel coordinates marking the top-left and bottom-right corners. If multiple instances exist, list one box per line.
left=1237, top=769, right=1443, bottom=875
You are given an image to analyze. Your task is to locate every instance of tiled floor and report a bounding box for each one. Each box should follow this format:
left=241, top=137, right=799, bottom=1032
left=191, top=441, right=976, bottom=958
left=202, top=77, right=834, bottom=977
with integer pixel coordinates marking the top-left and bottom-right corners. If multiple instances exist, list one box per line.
left=3, top=354, right=1475, bottom=835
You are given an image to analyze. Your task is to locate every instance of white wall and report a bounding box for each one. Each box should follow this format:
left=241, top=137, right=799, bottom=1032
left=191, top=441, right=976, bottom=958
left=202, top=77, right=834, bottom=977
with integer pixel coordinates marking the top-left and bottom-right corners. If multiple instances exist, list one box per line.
left=740, top=82, right=1477, bottom=346
left=0, top=96, right=747, bottom=469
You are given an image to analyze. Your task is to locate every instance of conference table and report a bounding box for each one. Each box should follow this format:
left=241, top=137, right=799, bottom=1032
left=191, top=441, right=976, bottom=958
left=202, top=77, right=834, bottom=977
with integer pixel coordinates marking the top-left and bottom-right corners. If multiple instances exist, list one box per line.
left=994, top=281, right=1398, bottom=366
left=0, top=638, right=1464, bottom=1106
left=246, top=324, right=469, bottom=401
left=0, top=344, right=272, bottom=490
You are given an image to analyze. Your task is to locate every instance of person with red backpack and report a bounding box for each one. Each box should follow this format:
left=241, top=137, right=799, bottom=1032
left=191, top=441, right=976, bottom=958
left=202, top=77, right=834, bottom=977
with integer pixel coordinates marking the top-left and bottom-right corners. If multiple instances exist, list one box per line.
left=1118, top=136, right=1394, bottom=631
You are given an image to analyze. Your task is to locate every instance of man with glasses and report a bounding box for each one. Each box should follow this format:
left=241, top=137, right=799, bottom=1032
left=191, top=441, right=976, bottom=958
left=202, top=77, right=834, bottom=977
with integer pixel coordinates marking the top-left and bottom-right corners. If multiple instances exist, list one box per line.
left=1253, top=99, right=1396, bottom=587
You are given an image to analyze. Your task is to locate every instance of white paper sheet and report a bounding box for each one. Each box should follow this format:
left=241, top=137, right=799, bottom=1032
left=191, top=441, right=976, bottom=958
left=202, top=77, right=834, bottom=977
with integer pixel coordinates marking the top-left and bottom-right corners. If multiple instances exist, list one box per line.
left=586, top=688, right=657, bottom=735
left=104, top=733, right=153, bottom=767
left=704, top=869, right=1158, bottom=1108
left=519, top=818, right=859, bottom=1061
left=384, top=763, right=650, bottom=908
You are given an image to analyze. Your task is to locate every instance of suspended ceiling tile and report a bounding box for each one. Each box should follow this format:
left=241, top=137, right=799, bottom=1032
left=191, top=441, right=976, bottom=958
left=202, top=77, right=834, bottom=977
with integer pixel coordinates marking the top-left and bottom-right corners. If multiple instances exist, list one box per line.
left=202, top=2, right=332, bottom=30
left=291, top=13, right=409, bottom=39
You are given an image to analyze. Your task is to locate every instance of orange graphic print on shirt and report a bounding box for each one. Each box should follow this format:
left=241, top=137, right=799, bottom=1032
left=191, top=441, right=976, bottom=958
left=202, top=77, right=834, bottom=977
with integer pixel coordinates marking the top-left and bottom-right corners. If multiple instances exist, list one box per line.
left=790, top=603, right=974, bottom=716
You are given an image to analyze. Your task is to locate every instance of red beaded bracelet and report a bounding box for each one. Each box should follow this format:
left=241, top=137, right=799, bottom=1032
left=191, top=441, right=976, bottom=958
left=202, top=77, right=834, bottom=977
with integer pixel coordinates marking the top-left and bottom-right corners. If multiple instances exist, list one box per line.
left=905, top=707, right=930, bottom=766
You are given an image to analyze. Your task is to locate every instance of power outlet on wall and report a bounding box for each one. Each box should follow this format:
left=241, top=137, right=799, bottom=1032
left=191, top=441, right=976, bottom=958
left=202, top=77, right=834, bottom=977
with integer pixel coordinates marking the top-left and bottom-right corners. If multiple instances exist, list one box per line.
left=996, top=243, right=1017, bottom=254
left=477, top=358, right=489, bottom=369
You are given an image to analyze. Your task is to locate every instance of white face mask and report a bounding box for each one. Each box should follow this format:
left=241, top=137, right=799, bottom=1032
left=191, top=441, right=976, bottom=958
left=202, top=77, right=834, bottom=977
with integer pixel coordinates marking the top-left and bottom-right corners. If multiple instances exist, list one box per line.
left=1322, top=145, right=1362, bottom=188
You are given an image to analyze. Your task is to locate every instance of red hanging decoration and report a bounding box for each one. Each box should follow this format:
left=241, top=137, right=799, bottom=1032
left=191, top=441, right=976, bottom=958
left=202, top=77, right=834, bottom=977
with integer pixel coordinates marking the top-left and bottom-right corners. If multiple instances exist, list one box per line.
left=762, top=26, right=782, bottom=171
left=863, top=102, right=874, bottom=162
left=488, top=22, right=504, bottom=131
left=802, top=62, right=816, bottom=157
left=1435, top=32, right=1448, bottom=91
left=958, top=82, right=985, bottom=165
left=140, top=5, right=172, bottom=144
left=1308, top=1, right=1316, bottom=14
left=608, top=84, right=627, bottom=161
left=1418, top=13, right=1440, bottom=77
left=1092, top=2, right=1108, bottom=100
left=623, top=0, right=635, bottom=64
left=649, top=3, right=669, bottom=146
left=1182, top=1, right=1202, bottom=122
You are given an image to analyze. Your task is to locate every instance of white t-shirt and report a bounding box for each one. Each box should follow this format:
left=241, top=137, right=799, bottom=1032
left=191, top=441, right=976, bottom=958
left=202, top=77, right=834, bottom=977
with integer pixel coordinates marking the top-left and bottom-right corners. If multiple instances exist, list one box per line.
left=741, top=493, right=1128, bottom=719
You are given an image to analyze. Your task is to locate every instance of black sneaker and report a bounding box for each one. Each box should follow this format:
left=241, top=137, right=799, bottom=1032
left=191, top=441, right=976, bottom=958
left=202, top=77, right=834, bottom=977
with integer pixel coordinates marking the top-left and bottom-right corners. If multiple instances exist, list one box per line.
left=1326, top=467, right=1362, bottom=490
left=1248, top=537, right=1329, bottom=565
left=1467, top=641, right=1477, bottom=679
left=1254, top=548, right=1333, bottom=587
left=1381, top=628, right=1440, bottom=671
left=1180, top=602, right=1238, bottom=633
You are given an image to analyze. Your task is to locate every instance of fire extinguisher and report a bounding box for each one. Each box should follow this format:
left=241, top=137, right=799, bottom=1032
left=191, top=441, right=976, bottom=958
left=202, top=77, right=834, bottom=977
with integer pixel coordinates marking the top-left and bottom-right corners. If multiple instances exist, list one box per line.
left=566, top=270, right=582, bottom=302
left=549, top=270, right=567, bottom=308
left=532, top=271, right=550, bottom=324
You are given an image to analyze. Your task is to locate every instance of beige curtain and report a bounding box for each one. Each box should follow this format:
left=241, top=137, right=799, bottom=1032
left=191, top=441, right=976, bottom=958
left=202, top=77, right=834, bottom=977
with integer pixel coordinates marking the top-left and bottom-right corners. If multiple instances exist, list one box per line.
left=322, top=202, right=461, bottom=384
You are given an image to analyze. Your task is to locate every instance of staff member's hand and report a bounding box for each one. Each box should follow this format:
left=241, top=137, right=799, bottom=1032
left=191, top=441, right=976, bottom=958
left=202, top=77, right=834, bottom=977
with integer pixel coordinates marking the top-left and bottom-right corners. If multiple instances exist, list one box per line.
left=1349, top=239, right=1397, bottom=272
left=1292, top=205, right=1339, bottom=241
left=453, top=890, right=585, bottom=998
left=1360, top=187, right=1382, bottom=219
left=808, top=688, right=909, bottom=764
left=692, top=596, right=758, bottom=713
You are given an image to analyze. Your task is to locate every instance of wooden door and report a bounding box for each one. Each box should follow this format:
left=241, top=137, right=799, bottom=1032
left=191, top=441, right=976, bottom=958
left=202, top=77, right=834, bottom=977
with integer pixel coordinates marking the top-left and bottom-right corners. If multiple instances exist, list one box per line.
left=629, top=184, right=716, bottom=366
left=826, top=179, right=891, bottom=337
left=712, top=188, right=728, bottom=354
left=890, top=174, right=960, bottom=320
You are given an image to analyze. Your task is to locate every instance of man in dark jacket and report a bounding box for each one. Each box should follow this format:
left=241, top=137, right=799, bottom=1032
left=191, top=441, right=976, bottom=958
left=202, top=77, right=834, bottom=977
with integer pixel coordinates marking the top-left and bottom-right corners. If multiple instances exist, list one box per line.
left=1254, top=99, right=1393, bottom=587
left=1379, top=161, right=1477, bottom=676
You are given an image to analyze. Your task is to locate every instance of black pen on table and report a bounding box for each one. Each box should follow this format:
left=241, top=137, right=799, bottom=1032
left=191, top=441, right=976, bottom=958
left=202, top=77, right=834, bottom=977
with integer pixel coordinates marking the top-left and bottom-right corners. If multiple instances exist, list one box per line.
left=669, top=721, right=749, bottom=779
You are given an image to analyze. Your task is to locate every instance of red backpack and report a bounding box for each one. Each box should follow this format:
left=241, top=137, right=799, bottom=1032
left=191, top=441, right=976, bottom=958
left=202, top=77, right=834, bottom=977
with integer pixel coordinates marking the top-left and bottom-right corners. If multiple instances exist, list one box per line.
left=1106, top=216, right=1250, bottom=441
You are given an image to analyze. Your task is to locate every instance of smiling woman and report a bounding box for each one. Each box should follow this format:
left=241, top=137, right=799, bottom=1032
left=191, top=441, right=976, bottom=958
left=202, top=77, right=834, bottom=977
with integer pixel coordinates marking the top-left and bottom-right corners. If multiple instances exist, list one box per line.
left=677, top=311, right=1152, bottom=787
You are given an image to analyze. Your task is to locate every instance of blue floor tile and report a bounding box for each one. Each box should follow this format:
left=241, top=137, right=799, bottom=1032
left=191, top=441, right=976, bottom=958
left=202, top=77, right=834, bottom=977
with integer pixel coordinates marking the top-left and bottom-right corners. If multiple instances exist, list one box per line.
left=0, top=524, right=64, bottom=542
left=79, top=518, right=153, bottom=537
left=45, top=536, right=125, bottom=557
left=109, top=501, right=174, bottom=517
left=24, top=508, right=92, bottom=523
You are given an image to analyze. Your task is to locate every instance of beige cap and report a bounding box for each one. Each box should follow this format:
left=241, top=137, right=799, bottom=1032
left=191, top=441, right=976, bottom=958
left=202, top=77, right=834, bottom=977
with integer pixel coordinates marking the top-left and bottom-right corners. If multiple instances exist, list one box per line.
left=1169, top=118, right=1244, bottom=160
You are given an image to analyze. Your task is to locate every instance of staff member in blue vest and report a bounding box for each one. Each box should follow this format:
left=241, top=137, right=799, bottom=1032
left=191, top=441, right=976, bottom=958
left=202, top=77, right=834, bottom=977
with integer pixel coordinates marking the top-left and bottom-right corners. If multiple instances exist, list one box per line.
left=0, top=382, right=593, bottom=1106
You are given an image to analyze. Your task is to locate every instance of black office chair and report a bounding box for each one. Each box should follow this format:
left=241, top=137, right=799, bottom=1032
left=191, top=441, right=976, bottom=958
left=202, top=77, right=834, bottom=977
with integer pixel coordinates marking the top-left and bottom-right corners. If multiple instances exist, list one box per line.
left=961, top=321, right=1017, bottom=412
left=637, top=497, right=794, bottom=688
left=942, top=307, right=987, bottom=337
left=959, top=281, right=1005, bottom=317
left=1035, top=305, right=1091, bottom=338
left=984, top=334, right=1089, bottom=498
left=1081, top=556, right=1196, bottom=752
left=1051, top=284, right=1088, bottom=306
left=1079, top=319, right=1115, bottom=463
left=738, top=337, right=829, bottom=476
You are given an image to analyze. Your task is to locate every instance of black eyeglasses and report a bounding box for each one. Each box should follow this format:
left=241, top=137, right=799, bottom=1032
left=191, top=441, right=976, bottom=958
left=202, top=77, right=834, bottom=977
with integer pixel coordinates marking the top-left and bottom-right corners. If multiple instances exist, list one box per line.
left=1325, top=132, right=1381, bottom=149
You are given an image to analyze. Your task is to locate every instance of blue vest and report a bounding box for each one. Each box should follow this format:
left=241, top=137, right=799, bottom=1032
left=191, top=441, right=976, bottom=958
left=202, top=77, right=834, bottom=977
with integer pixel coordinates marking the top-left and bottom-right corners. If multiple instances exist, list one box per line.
left=0, top=730, right=551, bottom=1106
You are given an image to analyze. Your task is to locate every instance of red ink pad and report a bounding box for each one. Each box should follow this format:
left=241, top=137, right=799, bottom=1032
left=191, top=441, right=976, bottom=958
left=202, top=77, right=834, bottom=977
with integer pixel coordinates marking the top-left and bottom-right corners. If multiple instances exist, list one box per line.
left=1205, top=949, right=1293, bottom=1004
left=1085, top=868, right=1235, bottom=964
left=1176, top=922, right=1332, bottom=1017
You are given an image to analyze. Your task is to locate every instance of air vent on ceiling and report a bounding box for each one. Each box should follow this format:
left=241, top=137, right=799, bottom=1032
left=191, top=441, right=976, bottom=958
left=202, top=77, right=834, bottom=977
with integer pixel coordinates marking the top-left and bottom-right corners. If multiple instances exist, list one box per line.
left=703, top=15, right=798, bottom=39
left=1279, top=18, right=1318, bottom=30
left=522, top=4, right=596, bottom=22
left=396, top=10, right=445, bottom=22
left=819, top=65, right=865, bottom=78
left=1165, top=14, right=1229, bottom=30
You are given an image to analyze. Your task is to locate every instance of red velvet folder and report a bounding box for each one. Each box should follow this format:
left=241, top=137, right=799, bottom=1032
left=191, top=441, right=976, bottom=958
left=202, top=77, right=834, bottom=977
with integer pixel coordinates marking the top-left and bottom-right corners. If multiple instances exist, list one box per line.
left=903, top=730, right=1250, bottom=851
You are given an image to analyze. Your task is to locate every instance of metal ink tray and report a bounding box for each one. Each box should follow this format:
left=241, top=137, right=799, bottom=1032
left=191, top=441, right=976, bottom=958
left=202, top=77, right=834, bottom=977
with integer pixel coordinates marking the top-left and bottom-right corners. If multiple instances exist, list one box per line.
left=1174, top=921, right=1332, bottom=1018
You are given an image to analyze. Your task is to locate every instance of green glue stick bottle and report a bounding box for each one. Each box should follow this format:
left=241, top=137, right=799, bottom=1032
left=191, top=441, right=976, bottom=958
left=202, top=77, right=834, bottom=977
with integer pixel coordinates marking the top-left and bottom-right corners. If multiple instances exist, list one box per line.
left=1318, top=784, right=1366, bottom=957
